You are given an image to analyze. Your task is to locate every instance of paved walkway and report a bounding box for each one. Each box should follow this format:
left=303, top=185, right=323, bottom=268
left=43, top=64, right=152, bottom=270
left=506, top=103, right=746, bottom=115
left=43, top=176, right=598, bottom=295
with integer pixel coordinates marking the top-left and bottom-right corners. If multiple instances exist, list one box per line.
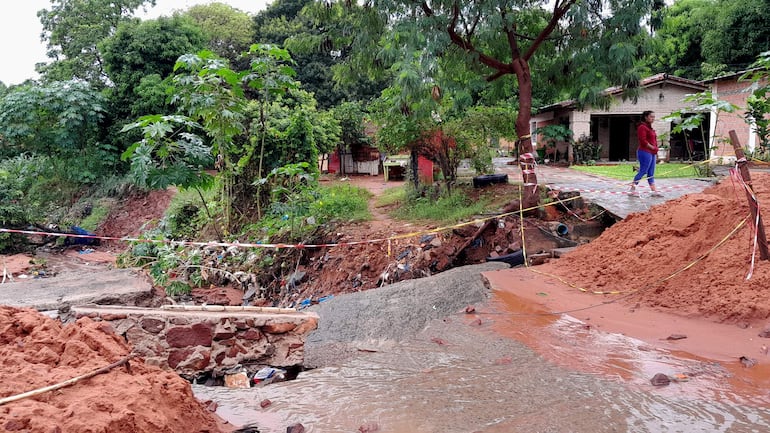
left=490, top=158, right=719, bottom=218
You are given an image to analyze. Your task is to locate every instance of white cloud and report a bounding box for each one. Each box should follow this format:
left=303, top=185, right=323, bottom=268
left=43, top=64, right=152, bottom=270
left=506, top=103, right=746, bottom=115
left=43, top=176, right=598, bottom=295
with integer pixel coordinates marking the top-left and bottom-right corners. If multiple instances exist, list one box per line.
left=0, top=0, right=269, bottom=86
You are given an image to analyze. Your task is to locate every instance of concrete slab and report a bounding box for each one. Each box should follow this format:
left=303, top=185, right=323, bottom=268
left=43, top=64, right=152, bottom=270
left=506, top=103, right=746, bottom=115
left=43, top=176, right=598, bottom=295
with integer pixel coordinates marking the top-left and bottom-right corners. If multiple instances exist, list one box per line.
left=489, top=159, right=719, bottom=219
left=0, top=268, right=153, bottom=311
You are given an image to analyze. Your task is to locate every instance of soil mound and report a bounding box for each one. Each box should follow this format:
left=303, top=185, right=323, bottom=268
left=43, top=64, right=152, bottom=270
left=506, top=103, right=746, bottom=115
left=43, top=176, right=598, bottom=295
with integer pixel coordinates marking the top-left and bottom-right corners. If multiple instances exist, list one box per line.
left=543, top=172, right=770, bottom=323
left=0, top=306, right=221, bottom=433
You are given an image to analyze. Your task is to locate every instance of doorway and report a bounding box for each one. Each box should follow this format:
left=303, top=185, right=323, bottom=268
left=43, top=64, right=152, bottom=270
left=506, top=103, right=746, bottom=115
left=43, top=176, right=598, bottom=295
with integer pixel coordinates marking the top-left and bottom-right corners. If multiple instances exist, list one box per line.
left=609, top=117, right=630, bottom=161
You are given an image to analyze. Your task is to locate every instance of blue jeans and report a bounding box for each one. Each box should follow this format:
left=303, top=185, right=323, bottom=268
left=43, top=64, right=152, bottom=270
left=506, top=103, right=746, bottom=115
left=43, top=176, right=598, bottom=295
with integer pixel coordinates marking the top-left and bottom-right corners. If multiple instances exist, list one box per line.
left=633, top=150, right=656, bottom=185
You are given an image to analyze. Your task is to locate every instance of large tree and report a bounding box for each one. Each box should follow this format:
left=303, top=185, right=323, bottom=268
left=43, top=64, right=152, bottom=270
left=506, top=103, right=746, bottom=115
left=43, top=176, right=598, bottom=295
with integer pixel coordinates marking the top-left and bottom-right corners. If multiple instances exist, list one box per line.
left=0, top=80, right=109, bottom=181
left=644, top=0, right=715, bottom=79
left=646, top=0, right=770, bottom=79
left=37, top=0, right=156, bottom=85
left=100, top=15, right=206, bottom=122
left=701, top=0, right=770, bottom=71
left=182, top=2, right=255, bottom=68
left=318, top=0, right=649, bottom=205
left=257, top=0, right=388, bottom=108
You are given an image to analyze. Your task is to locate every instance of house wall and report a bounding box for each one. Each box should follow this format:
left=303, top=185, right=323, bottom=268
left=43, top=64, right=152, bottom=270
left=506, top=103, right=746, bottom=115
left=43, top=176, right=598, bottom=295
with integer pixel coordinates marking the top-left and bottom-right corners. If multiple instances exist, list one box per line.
left=535, top=84, right=705, bottom=162
left=582, top=86, right=699, bottom=150
left=710, top=76, right=765, bottom=156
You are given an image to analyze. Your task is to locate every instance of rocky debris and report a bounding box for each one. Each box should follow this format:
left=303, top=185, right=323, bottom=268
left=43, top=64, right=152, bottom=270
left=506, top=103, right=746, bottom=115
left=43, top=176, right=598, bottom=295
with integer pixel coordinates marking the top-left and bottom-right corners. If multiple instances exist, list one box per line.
left=650, top=373, right=671, bottom=386
left=758, top=326, right=770, bottom=338
left=666, top=334, right=687, bottom=341
left=740, top=356, right=757, bottom=368
left=286, top=423, right=305, bottom=433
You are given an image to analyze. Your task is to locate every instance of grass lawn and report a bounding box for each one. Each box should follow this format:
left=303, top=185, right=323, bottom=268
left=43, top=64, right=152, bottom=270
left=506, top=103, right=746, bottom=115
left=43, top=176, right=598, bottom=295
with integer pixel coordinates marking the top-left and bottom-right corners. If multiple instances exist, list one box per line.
left=571, top=162, right=700, bottom=180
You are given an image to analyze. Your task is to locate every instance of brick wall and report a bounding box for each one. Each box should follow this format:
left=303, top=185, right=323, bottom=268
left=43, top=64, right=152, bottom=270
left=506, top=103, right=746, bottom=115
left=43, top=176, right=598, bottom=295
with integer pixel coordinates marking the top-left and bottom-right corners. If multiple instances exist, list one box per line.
left=712, top=76, right=765, bottom=154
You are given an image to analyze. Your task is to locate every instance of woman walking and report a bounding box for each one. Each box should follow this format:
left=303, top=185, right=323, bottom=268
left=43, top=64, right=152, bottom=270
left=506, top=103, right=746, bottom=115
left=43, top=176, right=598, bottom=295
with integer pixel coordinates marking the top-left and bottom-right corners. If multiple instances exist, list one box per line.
left=630, top=110, right=663, bottom=197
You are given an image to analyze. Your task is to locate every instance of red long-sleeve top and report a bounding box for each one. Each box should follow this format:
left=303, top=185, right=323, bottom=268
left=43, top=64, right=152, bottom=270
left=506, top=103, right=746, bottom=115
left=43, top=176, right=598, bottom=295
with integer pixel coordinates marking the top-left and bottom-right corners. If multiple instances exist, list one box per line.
left=637, top=122, right=658, bottom=155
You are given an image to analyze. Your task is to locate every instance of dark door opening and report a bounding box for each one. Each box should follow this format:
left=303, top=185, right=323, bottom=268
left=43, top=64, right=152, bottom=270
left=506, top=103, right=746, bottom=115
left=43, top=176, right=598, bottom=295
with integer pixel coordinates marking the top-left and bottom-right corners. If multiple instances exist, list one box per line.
left=669, top=114, right=711, bottom=161
left=609, top=117, right=630, bottom=161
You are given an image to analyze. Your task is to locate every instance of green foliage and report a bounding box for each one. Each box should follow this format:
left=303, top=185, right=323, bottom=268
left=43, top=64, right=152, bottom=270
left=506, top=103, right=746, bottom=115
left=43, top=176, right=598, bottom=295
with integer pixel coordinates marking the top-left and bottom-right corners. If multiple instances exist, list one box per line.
left=444, top=104, right=518, bottom=176
left=78, top=200, right=112, bottom=232
left=572, top=163, right=699, bottom=180
left=573, top=135, right=603, bottom=165
left=183, top=3, right=254, bottom=65
left=0, top=154, right=80, bottom=251
left=742, top=52, right=770, bottom=151
left=374, top=186, right=407, bottom=208
left=262, top=0, right=390, bottom=107
left=100, top=15, right=207, bottom=122
left=331, top=101, right=369, bottom=150
left=246, top=171, right=371, bottom=242
left=37, top=0, right=155, bottom=84
left=665, top=91, right=738, bottom=172
left=121, top=114, right=215, bottom=190
left=162, top=185, right=219, bottom=240
left=701, top=0, right=770, bottom=70
left=469, top=146, right=496, bottom=175
left=647, top=0, right=770, bottom=80
left=392, top=188, right=487, bottom=224
left=258, top=162, right=318, bottom=239
left=644, top=0, right=715, bottom=79
left=0, top=81, right=110, bottom=181
left=535, top=125, right=573, bottom=146
left=310, top=184, right=371, bottom=223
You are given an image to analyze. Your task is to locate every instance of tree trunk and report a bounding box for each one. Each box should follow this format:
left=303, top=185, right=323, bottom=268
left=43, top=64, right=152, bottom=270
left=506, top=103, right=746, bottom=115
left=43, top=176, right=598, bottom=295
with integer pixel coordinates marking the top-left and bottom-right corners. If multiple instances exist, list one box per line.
left=513, top=59, right=539, bottom=209
left=410, top=149, right=419, bottom=189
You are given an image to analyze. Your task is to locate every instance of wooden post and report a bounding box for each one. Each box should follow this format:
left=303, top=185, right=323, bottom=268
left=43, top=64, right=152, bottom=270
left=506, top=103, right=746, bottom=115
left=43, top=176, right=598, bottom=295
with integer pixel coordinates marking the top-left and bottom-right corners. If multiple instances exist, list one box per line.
left=729, top=130, right=769, bottom=260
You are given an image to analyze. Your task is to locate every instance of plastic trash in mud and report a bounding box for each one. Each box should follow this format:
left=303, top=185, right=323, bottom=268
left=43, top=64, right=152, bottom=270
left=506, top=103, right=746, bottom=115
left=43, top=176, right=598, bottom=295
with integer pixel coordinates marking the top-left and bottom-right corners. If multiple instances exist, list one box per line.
left=252, top=367, right=287, bottom=386
left=296, top=295, right=334, bottom=310
left=66, top=226, right=100, bottom=246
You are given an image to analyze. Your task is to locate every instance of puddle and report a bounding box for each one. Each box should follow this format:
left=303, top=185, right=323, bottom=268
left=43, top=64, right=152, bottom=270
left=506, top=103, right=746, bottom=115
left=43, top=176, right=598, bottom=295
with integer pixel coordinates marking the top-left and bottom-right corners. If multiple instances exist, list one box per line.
left=195, top=294, right=770, bottom=432
left=490, top=289, right=770, bottom=407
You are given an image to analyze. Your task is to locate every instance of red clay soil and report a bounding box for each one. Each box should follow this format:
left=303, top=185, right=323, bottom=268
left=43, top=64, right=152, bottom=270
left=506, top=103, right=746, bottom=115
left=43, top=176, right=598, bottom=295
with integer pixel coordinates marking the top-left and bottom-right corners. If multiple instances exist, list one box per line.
left=0, top=306, right=223, bottom=433
left=281, top=176, right=572, bottom=306
left=96, top=188, right=176, bottom=249
left=544, top=171, right=770, bottom=324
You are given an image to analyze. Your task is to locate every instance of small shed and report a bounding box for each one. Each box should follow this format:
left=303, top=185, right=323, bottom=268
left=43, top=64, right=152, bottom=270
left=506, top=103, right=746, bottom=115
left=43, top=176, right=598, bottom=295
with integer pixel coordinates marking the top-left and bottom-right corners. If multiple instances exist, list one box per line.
left=531, top=74, right=707, bottom=162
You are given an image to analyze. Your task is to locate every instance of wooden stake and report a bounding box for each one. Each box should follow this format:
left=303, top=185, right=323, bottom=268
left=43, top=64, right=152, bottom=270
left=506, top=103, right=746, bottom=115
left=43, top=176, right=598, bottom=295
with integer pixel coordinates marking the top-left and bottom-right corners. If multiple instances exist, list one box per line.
left=0, top=355, right=134, bottom=406
left=729, top=130, right=769, bottom=260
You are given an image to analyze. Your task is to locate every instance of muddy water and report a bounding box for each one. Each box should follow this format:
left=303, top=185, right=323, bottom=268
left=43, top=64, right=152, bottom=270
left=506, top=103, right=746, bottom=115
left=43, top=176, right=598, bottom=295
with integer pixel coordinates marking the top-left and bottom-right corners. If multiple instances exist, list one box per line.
left=195, top=293, right=770, bottom=433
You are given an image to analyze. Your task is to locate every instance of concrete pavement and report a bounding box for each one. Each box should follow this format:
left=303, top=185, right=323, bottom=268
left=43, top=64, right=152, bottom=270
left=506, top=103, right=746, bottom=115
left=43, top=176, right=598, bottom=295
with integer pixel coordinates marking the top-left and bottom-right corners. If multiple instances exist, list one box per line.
left=490, top=158, right=720, bottom=219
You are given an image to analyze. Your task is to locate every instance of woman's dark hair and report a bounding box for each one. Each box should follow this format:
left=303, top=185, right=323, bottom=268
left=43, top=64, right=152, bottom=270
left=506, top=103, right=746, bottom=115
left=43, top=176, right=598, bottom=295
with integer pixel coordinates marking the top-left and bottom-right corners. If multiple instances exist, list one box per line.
left=641, top=110, right=654, bottom=122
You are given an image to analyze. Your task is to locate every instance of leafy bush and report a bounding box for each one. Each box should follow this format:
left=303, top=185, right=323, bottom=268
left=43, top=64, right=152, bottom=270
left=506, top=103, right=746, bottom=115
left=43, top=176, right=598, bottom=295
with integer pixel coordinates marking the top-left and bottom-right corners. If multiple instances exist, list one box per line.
left=573, top=135, right=602, bottom=164
left=310, top=184, right=371, bottom=223
left=77, top=199, right=113, bottom=232
left=393, top=188, right=487, bottom=223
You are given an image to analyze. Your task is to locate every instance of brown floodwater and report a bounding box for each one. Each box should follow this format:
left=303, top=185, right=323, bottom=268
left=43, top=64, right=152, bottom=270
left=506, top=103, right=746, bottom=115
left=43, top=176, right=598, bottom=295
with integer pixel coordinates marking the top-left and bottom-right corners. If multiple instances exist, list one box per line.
left=195, top=290, right=770, bottom=433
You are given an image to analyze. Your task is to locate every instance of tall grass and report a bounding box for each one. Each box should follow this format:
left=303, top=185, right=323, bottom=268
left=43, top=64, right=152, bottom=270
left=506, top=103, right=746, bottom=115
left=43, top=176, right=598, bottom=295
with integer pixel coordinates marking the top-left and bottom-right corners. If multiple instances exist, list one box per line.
left=311, top=184, right=372, bottom=223
left=393, top=190, right=487, bottom=223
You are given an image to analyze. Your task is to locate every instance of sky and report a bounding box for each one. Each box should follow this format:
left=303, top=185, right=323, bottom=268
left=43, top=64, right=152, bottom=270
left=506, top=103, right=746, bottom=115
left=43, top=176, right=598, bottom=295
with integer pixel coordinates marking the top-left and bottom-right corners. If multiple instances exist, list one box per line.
left=0, top=1, right=270, bottom=86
